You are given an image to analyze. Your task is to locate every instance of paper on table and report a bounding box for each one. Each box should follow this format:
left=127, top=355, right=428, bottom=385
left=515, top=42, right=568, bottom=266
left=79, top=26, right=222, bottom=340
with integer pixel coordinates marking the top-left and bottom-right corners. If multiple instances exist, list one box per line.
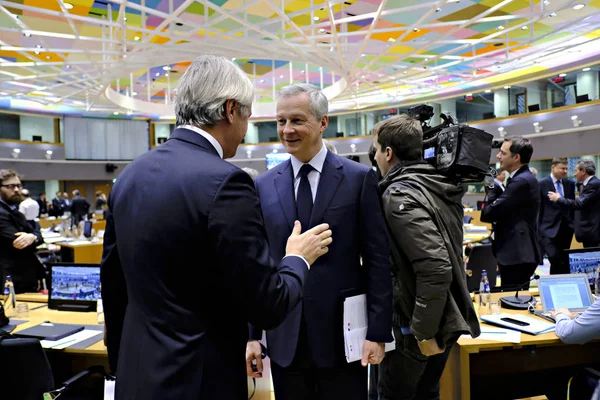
left=343, top=294, right=395, bottom=363
left=41, top=329, right=103, bottom=349
left=104, top=379, right=115, bottom=400
left=461, top=326, right=521, bottom=343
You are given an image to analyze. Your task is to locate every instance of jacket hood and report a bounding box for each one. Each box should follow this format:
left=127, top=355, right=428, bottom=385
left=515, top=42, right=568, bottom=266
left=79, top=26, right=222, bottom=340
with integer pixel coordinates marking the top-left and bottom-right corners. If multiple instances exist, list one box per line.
left=379, top=162, right=464, bottom=205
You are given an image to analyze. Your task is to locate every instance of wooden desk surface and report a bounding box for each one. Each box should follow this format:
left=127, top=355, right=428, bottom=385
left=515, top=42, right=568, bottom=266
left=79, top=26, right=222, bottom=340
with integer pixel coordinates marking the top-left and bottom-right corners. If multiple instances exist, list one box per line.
left=7, top=303, right=107, bottom=356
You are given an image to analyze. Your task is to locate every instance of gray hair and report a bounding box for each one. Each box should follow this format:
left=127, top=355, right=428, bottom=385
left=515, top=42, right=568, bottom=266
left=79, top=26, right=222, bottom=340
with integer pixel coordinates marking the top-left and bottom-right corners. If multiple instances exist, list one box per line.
left=73, top=190, right=80, bottom=196
left=174, top=55, right=254, bottom=127
left=21, top=188, right=30, bottom=197
left=241, top=167, right=259, bottom=181
left=278, top=84, right=328, bottom=120
left=322, top=139, right=337, bottom=154
left=577, top=159, right=596, bottom=175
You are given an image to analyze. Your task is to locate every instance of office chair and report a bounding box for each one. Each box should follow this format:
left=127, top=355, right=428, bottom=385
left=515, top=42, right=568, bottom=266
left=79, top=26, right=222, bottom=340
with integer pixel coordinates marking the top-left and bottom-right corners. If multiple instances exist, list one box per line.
left=568, top=368, right=600, bottom=400
left=465, top=244, right=498, bottom=292
left=0, top=335, right=110, bottom=400
left=463, top=215, right=473, bottom=224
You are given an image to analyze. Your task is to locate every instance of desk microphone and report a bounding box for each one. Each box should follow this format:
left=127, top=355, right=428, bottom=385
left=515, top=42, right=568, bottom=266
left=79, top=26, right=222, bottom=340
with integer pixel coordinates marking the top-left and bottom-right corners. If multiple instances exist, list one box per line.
left=500, top=274, right=540, bottom=310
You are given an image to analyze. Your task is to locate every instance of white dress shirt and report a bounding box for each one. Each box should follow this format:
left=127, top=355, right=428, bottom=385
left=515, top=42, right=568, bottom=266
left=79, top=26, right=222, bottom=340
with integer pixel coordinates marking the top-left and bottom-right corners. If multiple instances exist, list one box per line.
left=178, top=125, right=223, bottom=159
left=290, top=144, right=328, bottom=202
left=493, top=178, right=505, bottom=191
left=19, top=197, right=39, bottom=220
left=583, top=175, right=593, bottom=186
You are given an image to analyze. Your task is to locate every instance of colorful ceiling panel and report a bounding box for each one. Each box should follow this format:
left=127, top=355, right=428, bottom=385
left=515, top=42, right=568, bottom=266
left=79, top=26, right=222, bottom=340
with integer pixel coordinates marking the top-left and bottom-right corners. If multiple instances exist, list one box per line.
left=0, top=0, right=599, bottom=117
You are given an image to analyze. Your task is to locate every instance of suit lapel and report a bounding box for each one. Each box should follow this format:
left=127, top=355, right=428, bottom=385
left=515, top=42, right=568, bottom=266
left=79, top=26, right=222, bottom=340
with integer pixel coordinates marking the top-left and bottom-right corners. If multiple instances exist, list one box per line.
left=309, top=152, right=343, bottom=227
left=274, top=160, right=297, bottom=230
left=0, top=201, right=29, bottom=231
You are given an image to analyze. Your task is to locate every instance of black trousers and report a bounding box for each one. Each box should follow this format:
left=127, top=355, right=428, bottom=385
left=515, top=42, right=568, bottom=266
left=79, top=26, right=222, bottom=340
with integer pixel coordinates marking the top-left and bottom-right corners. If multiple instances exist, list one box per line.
left=378, top=327, right=456, bottom=400
left=271, top=318, right=367, bottom=400
left=498, top=263, right=538, bottom=288
left=540, top=224, right=574, bottom=275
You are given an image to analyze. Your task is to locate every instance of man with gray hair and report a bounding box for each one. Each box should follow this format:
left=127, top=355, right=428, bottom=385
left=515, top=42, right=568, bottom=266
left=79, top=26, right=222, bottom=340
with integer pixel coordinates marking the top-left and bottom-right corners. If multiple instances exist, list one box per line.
left=247, top=83, right=392, bottom=400
left=101, top=56, right=333, bottom=400
left=549, top=158, right=600, bottom=248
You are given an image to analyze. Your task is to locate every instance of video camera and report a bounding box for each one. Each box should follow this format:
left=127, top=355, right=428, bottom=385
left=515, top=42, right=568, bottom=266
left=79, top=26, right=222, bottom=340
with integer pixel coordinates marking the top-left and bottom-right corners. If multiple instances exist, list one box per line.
left=408, top=104, right=495, bottom=182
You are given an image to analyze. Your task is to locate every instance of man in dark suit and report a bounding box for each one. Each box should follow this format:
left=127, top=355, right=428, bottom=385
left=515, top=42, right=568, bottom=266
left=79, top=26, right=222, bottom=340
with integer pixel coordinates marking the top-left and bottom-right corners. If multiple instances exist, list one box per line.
left=247, top=84, right=393, bottom=400
left=0, top=169, right=43, bottom=293
left=100, top=56, right=333, bottom=400
left=70, top=190, right=90, bottom=225
left=62, top=192, right=71, bottom=213
left=51, top=191, right=64, bottom=217
left=538, top=157, right=575, bottom=274
left=548, top=159, right=600, bottom=248
left=37, top=193, right=48, bottom=217
left=481, top=137, right=542, bottom=288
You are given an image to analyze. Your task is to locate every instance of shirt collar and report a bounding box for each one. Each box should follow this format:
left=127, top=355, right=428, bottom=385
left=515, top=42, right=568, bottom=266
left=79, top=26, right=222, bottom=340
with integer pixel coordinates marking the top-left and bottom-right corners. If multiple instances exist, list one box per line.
left=494, top=178, right=504, bottom=186
left=509, top=166, right=524, bottom=179
left=583, top=176, right=593, bottom=186
left=178, top=125, right=224, bottom=159
left=0, top=199, right=16, bottom=211
left=551, top=175, right=561, bottom=184
left=291, top=144, right=328, bottom=179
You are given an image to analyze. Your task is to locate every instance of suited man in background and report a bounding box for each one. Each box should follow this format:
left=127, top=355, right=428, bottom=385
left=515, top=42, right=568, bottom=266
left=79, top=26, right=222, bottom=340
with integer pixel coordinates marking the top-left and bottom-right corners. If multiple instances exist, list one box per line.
left=481, top=137, right=542, bottom=288
left=549, top=159, right=600, bottom=248
left=538, top=157, right=575, bottom=274
left=101, top=55, right=332, bottom=400
left=70, top=190, right=90, bottom=224
left=486, top=168, right=506, bottom=200
left=247, top=84, right=393, bottom=400
left=62, top=192, right=71, bottom=213
left=37, top=193, right=48, bottom=217
left=51, top=191, right=64, bottom=217
left=0, top=169, right=43, bottom=293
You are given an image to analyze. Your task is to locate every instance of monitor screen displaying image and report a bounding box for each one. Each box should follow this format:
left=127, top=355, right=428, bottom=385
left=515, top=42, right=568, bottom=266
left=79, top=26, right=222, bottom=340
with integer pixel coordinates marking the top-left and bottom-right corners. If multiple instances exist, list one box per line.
left=568, top=248, right=600, bottom=286
left=266, top=153, right=291, bottom=170
left=50, top=265, right=100, bottom=301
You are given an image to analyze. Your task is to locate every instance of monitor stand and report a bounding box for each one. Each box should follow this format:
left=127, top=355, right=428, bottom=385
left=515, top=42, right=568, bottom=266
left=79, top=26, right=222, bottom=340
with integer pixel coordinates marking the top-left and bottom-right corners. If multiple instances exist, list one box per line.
left=57, top=304, right=94, bottom=312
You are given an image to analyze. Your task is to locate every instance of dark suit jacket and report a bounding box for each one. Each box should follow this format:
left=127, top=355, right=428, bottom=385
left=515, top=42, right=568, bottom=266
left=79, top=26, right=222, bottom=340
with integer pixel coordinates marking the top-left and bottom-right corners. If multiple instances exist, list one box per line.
left=70, top=196, right=89, bottom=218
left=100, top=128, right=308, bottom=400
left=484, top=180, right=504, bottom=203
left=250, top=151, right=393, bottom=368
left=51, top=198, right=64, bottom=217
left=36, top=198, right=48, bottom=216
left=556, top=176, right=600, bottom=244
left=0, top=201, right=43, bottom=292
left=538, top=176, right=575, bottom=238
left=481, top=166, right=542, bottom=266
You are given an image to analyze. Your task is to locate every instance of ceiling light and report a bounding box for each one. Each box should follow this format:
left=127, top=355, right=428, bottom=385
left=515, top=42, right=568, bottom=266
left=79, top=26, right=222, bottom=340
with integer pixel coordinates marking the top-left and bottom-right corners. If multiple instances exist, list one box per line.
left=533, top=122, right=539, bottom=126
left=436, top=7, right=441, bottom=12
left=497, top=25, right=505, bottom=30
left=573, top=3, right=586, bottom=10
left=313, top=16, right=320, bottom=21
left=350, top=144, right=356, bottom=153
left=259, top=79, right=264, bottom=83
left=279, top=75, right=284, bottom=78
left=571, top=115, right=581, bottom=127
left=45, top=150, right=53, bottom=160
left=582, top=67, right=591, bottom=72
left=413, top=28, right=420, bottom=32
left=65, top=65, right=71, bottom=69
left=425, top=58, right=430, bottom=62
left=504, top=85, right=511, bottom=89
left=300, top=70, right=305, bottom=73
left=361, top=75, right=365, bottom=79
left=272, top=149, right=278, bottom=153
left=485, top=89, right=492, bottom=93
left=559, top=73, right=566, bottom=77
left=549, top=12, right=557, bottom=17
left=12, top=149, right=20, bottom=158
left=165, top=73, right=169, bottom=77
left=329, top=47, right=333, bottom=51
left=123, top=17, right=127, bottom=21
left=521, top=26, right=528, bottom=30
left=64, top=2, right=74, bottom=9
left=113, top=111, right=119, bottom=115
left=24, top=33, right=31, bottom=37
left=45, top=56, right=51, bottom=59
left=34, top=51, right=40, bottom=55
left=156, top=73, right=160, bottom=76
left=36, top=44, right=42, bottom=48
left=361, top=53, right=366, bottom=58
left=388, top=37, right=395, bottom=42
left=134, top=36, right=140, bottom=41
left=319, top=28, right=325, bottom=33
left=403, top=70, right=408, bottom=74
left=543, top=0, right=550, bottom=5
left=246, top=150, right=252, bottom=158
left=132, top=91, right=138, bottom=96
left=231, top=57, right=237, bottom=61
left=162, top=66, right=171, bottom=71
left=533, top=122, right=542, bottom=133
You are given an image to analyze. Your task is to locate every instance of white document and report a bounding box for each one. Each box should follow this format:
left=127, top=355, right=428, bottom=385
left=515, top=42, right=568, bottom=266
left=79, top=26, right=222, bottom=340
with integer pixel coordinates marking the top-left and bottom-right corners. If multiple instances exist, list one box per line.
left=461, top=326, right=521, bottom=343
left=480, top=314, right=555, bottom=335
left=104, top=379, right=115, bottom=400
left=40, top=329, right=103, bottom=349
left=549, top=284, right=584, bottom=309
left=343, top=294, right=395, bottom=363
left=43, top=236, right=68, bottom=244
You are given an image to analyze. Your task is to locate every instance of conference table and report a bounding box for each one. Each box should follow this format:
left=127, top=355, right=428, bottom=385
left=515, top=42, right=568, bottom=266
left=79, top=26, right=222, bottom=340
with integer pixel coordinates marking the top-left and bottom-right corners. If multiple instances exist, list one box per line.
left=439, top=292, right=600, bottom=400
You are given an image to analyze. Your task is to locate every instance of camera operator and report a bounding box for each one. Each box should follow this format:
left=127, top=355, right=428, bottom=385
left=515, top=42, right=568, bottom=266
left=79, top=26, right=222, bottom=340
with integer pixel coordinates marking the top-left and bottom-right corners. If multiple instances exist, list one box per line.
left=372, top=114, right=480, bottom=400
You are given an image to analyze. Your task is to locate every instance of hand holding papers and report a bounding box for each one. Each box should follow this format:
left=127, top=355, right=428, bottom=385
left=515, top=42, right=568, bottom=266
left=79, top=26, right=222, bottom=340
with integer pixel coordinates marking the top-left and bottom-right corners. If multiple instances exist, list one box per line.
left=343, top=294, right=395, bottom=364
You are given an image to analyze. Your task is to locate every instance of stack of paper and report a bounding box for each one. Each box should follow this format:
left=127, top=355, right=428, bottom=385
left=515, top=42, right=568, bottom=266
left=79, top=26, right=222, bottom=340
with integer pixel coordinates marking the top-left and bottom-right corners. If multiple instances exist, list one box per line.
left=343, top=294, right=395, bottom=363
left=40, top=329, right=103, bottom=349
left=480, top=314, right=555, bottom=335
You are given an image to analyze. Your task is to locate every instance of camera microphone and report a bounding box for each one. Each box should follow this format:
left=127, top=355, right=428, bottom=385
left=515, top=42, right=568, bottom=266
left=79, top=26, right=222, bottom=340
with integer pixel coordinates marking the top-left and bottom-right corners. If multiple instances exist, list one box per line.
left=500, top=274, right=540, bottom=310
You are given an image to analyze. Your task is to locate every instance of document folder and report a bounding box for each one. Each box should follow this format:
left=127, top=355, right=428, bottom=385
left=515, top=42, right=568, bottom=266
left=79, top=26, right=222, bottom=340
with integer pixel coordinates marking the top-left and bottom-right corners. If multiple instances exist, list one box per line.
left=480, top=314, right=555, bottom=335
left=13, top=323, right=85, bottom=341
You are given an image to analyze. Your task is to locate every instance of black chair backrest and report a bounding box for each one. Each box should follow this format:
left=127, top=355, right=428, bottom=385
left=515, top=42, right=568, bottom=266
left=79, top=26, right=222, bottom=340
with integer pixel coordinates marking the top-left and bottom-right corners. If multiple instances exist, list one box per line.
left=466, top=244, right=498, bottom=292
left=570, top=368, right=600, bottom=400
left=0, top=336, right=55, bottom=400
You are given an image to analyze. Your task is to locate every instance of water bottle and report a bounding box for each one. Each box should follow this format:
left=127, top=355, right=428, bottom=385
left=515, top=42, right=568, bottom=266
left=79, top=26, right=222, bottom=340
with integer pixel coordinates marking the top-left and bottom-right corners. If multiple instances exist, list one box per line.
left=97, top=283, right=104, bottom=324
left=3, top=275, right=10, bottom=296
left=479, top=270, right=491, bottom=315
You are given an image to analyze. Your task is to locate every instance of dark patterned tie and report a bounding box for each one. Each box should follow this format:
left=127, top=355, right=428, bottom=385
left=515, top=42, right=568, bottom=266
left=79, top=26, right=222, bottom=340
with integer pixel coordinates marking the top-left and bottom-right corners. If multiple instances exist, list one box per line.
left=296, top=164, right=315, bottom=232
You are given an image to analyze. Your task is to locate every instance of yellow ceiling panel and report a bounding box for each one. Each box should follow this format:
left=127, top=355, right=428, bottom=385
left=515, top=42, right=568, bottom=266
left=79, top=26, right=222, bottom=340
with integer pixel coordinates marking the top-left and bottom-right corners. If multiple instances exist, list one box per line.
left=483, top=65, right=547, bottom=84
left=388, top=45, right=416, bottom=54
left=23, top=0, right=62, bottom=11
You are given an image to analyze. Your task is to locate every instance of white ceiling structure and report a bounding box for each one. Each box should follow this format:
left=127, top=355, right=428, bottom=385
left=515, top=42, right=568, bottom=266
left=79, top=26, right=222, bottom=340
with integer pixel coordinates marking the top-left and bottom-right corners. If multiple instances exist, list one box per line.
left=0, top=0, right=599, bottom=118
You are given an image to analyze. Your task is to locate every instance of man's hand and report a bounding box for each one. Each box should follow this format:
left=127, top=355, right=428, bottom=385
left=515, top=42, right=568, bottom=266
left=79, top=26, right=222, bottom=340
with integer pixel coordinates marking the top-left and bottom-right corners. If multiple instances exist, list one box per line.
left=246, top=340, right=263, bottom=378
left=417, top=338, right=445, bottom=357
left=361, top=340, right=385, bottom=367
left=550, top=308, right=573, bottom=319
left=13, top=232, right=36, bottom=249
left=548, top=191, right=561, bottom=202
left=285, top=221, right=332, bottom=265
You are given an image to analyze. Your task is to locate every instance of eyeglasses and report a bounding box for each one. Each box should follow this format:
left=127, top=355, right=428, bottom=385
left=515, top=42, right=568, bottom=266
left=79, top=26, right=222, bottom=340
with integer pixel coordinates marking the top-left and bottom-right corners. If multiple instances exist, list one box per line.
left=1, top=184, right=22, bottom=190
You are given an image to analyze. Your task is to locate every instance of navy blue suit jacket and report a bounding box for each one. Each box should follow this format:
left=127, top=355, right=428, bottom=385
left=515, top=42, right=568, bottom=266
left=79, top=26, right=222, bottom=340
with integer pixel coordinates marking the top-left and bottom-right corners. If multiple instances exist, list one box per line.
left=250, top=151, right=393, bottom=368
left=101, top=128, right=308, bottom=400
left=481, top=165, right=542, bottom=266
left=538, top=176, right=575, bottom=239
left=556, top=176, right=600, bottom=244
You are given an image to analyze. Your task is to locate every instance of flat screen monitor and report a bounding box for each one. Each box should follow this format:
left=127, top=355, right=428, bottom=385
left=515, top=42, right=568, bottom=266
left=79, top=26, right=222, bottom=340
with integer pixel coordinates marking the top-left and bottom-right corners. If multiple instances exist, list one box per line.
left=567, top=247, right=600, bottom=287
left=32, top=135, right=42, bottom=142
left=423, top=147, right=435, bottom=159
left=48, top=263, right=100, bottom=311
left=538, top=274, right=594, bottom=313
left=265, top=153, right=291, bottom=170
left=528, top=104, right=540, bottom=112
left=576, top=94, right=590, bottom=103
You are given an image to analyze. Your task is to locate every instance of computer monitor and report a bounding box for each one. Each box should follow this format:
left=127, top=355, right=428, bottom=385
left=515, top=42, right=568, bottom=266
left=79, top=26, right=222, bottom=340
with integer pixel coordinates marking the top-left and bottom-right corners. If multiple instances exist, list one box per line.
left=538, top=274, right=594, bottom=313
left=265, top=153, right=291, bottom=170
left=48, top=263, right=100, bottom=312
left=32, top=135, right=42, bottom=142
left=567, top=247, right=600, bottom=287
left=552, top=102, right=565, bottom=108
left=528, top=104, right=540, bottom=112
left=483, top=112, right=495, bottom=120
left=576, top=94, right=590, bottom=103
